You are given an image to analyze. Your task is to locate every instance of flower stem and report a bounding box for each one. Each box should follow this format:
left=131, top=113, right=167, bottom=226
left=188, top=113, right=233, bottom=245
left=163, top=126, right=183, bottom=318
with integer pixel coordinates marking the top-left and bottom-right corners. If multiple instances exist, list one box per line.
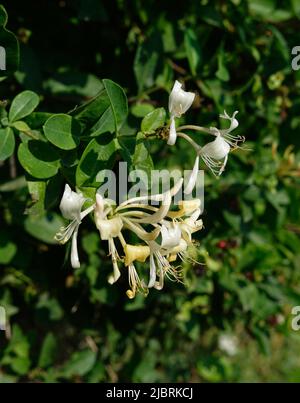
left=177, top=125, right=215, bottom=135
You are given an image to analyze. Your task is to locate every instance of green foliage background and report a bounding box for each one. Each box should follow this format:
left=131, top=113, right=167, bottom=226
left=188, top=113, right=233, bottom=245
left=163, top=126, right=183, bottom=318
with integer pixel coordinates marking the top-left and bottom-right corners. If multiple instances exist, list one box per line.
left=1, top=0, right=300, bottom=382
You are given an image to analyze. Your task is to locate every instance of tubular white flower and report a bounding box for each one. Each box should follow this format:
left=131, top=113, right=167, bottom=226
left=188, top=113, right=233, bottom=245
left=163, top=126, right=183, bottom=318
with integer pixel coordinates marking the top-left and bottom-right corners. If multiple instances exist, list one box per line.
left=184, top=155, right=200, bottom=194
left=55, top=184, right=95, bottom=269
left=148, top=254, right=157, bottom=288
left=59, top=184, right=86, bottom=222
left=168, top=80, right=195, bottom=146
left=168, top=117, right=177, bottom=145
left=108, top=238, right=121, bottom=285
left=166, top=107, right=244, bottom=180
left=161, top=223, right=181, bottom=250
left=147, top=240, right=183, bottom=290
left=96, top=216, right=123, bottom=240
left=169, top=80, right=195, bottom=118
left=200, top=134, right=230, bottom=176
left=71, top=226, right=80, bottom=269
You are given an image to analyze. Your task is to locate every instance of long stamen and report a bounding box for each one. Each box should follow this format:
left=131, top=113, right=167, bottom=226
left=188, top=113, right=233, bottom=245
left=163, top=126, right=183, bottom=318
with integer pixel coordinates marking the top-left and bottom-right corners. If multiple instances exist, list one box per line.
left=55, top=220, right=78, bottom=243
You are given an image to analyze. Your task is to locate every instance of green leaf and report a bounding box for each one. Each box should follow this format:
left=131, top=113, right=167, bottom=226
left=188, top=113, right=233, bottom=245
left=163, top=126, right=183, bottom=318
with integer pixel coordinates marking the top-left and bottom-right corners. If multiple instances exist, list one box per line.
left=38, top=333, right=57, bottom=369
left=10, top=357, right=31, bottom=376
left=62, top=350, right=97, bottom=377
left=132, top=132, right=154, bottom=177
left=24, top=212, right=65, bottom=244
left=18, top=140, right=60, bottom=179
left=216, top=52, right=230, bottom=82
left=102, top=79, right=128, bottom=134
left=184, top=28, right=202, bottom=76
left=0, top=127, right=15, bottom=161
left=71, top=80, right=128, bottom=137
left=131, top=103, right=154, bottom=118
left=141, top=108, right=166, bottom=133
left=26, top=180, right=46, bottom=215
left=0, top=5, right=19, bottom=76
left=70, top=86, right=108, bottom=126
left=43, top=114, right=81, bottom=150
left=8, top=90, right=39, bottom=123
left=76, top=136, right=118, bottom=187
left=11, top=121, right=31, bottom=132
left=0, top=231, right=17, bottom=264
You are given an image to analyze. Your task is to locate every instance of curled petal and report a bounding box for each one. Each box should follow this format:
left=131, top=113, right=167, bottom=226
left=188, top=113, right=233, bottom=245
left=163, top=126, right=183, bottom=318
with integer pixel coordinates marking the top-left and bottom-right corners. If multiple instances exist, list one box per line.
left=184, top=155, right=199, bottom=194
left=148, top=254, right=157, bottom=288
left=135, top=189, right=172, bottom=224
left=201, top=136, right=230, bottom=161
left=71, top=226, right=80, bottom=268
left=108, top=239, right=121, bottom=284
left=169, top=80, right=195, bottom=117
left=167, top=116, right=177, bottom=145
left=219, top=110, right=239, bottom=133
left=161, top=224, right=181, bottom=250
left=60, top=184, right=86, bottom=222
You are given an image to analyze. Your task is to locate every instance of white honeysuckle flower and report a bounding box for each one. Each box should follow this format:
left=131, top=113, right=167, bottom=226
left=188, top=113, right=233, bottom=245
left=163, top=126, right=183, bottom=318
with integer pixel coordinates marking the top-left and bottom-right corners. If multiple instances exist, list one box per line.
left=199, top=134, right=230, bottom=176
left=160, top=223, right=181, bottom=250
left=95, top=216, right=123, bottom=240
left=181, top=217, right=203, bottom=244
left=167, top=238, right=188, bottom=263
left=198, top=110, right=243, bottom=176
left=147, top=240, right=183, bottom=289
left=184, top=155, right=200, bottom=194
left=56, top=178, right=202, bottom=298
left=169, top=80, right=195, bottom=118
left=167, top=109, right=244, bottom=191
left=55, top=184, right=95, bottom=269
left=168, top=118, right=177, bottom=146
left=126, top=263, right=148, bottom=299
left=168, top=80, right=195, bottom=145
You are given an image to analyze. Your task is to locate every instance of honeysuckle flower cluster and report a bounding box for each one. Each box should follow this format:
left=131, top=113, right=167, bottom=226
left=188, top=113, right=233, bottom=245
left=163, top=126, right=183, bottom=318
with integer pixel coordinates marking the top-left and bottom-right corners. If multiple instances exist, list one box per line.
left=167, top=81, right=245, bottom=192
left=55, top=180, right=203, bottom=299
left=55, top=80, right=245, bottom=299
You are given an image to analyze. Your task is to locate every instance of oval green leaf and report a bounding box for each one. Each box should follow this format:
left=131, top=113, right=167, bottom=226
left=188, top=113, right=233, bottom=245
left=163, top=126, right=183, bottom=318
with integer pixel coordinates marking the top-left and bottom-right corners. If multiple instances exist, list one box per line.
left=76, top=135, right=118, bottom=187
left=0, top=127, right=15, bottom=161
left=18, top=140, right=60, bottom=179
left=141, top=108, right=166, bottom=133
left=9, top=90, right=39, bottom=123
left=43, top=114, right=81, bottom=150
left=24, top=212, right=65, bottom=244
left=102, top=79, right=128, bottom=134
